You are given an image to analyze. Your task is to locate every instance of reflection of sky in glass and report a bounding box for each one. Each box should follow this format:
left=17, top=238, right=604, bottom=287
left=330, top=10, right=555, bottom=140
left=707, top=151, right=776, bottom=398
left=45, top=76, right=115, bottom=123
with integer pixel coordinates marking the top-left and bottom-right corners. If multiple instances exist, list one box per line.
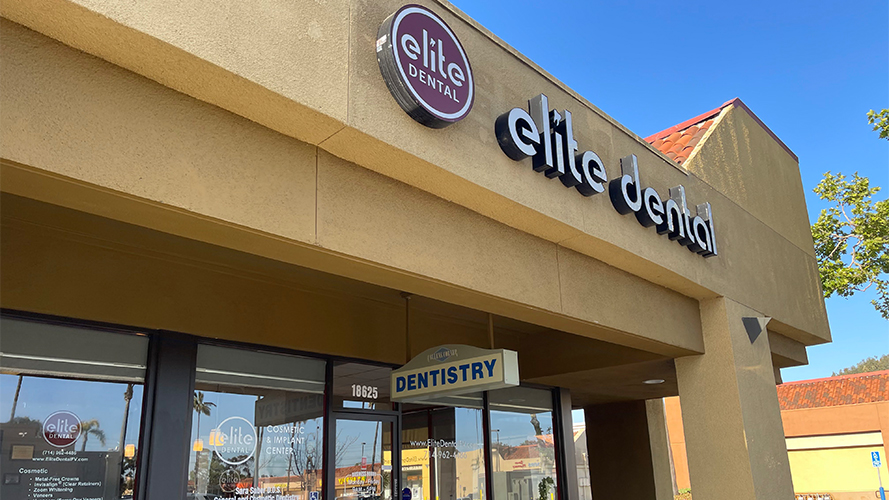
left=489, top=409, right=557, bottom=500
left=0, top=374, right=143, bottom=451
left=453, top=408, right=484, bottom=451
left=336, top=419, right=386, bottom=467
left=489, top=411, right=553, bottom=447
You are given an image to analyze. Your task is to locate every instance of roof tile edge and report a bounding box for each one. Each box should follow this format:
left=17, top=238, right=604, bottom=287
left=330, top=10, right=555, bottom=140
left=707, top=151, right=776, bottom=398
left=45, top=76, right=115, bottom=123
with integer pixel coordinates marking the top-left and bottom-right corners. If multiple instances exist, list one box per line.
left=649, top=98, right=797, bottom=159
left=681, top=106, right=732, bottom=168
left=645, top=104, right=727, bottom=143
left=779, top=369, right=889, bottom=386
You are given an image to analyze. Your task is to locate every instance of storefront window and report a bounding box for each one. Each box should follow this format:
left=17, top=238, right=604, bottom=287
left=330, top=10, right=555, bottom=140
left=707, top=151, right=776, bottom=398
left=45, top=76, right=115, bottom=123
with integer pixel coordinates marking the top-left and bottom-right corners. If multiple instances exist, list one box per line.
left=333, top=418, right=394, bottom=500
left=186, top=345, right=326, bottom=500
left=332, top=362, right=394, bottom=411
left=401, top=394, right=486, bottom=500
left=0, top=317, right=148, bottom=500
left=488, top=388, right=558, bottom=500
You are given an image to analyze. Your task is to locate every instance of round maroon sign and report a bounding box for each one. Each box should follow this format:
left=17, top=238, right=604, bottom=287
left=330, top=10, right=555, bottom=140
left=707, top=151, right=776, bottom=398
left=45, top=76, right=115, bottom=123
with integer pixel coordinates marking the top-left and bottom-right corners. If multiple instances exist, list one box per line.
left=377, top=5, right=474, bottom=128
left=43, top=410, right=82, bottom=448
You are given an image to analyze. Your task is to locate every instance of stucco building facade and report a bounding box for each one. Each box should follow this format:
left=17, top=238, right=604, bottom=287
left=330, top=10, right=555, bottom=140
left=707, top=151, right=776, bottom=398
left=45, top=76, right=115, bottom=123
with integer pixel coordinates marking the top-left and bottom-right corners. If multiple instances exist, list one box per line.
left=0, top=1, right=829, bottom=499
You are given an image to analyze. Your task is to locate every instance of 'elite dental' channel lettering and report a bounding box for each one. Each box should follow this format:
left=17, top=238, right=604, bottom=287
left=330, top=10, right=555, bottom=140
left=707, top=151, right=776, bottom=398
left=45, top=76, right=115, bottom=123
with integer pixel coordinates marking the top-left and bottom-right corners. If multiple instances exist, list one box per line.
left=495, top=93, right=718, bottom=258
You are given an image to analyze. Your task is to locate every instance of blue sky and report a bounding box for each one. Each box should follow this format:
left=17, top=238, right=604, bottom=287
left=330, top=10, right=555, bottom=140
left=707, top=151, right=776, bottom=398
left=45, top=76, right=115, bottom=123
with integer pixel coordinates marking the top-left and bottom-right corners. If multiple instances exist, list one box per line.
left=449, top=0, right=888, bottom=381
left=0, top=374, right=143, bottom=450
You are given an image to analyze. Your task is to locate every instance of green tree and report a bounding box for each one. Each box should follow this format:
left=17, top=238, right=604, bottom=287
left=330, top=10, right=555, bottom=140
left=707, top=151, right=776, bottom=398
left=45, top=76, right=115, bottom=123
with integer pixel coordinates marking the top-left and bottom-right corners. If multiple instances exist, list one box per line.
left=537, top=477, right=555, bottom=500
left=9, top=416, right=42, bottom=426
left=79, top=419, right=107, bottom=451
left=867, top=108, right=889, bottom=140
left=192, top=391, right=216, bottom=443
left=832, top=354, right=889, bottom=376
left=810, top=111, right=889, bottom=319
left=812, top=172, right=889, bottom=318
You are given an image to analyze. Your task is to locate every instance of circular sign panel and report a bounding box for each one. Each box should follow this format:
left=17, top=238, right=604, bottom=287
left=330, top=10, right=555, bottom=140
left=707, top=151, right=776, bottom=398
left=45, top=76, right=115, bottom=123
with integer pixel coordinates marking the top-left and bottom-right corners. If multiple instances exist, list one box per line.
left=43, top=410, right=82, bottom=448
left=219, top=469, right=241, bottom=493
left=377, top=4, right=474, bottom=128
left=211, top=416, right=258, bottom=466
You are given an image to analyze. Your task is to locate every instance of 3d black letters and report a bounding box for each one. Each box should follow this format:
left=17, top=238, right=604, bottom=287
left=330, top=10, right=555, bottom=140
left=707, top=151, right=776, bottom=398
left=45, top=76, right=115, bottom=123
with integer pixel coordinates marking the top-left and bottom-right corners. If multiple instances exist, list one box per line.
left=495, top=93, right=610, bottom=199
left=609, top=155, right=642, bottom=214
left=495, top=95, right=718, bottom=257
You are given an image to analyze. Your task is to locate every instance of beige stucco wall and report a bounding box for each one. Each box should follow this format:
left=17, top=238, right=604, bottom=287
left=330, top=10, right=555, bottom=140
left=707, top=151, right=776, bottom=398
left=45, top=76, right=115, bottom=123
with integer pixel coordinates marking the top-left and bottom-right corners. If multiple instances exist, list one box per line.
left=0, top=19, right=318, bottom=244
left=1, top=0, right=348, bottom=146
left=0, top=0, right=829, bottom=349
left=0, top=19, right=702, bottom=359
left=685, top=105, right=814, bottom=256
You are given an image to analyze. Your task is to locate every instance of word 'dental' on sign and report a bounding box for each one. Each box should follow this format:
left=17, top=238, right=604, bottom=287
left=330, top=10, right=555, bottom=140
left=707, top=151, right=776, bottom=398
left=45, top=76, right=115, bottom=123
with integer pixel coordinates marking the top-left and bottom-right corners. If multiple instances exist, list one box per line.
left=377, top=4, right=474, bottom=128
left=496, top=94, right=718, bottom=258
left=391, top=345, right=519, bottom=402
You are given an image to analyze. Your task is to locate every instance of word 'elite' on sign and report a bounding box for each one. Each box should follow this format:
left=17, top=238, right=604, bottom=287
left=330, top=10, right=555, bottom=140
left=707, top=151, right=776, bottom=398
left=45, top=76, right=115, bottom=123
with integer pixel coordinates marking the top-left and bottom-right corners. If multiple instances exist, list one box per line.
left=391, top=345, right=519, bottom=402
left=377, top=5, right=474, bottom=128
left=495, top=93, right=718, bottom=258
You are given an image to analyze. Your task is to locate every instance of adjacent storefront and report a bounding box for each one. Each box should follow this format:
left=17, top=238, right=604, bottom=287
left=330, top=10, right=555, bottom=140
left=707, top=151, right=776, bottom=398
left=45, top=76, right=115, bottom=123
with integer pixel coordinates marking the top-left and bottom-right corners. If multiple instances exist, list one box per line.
left=1, top=0, right=831, bottom=499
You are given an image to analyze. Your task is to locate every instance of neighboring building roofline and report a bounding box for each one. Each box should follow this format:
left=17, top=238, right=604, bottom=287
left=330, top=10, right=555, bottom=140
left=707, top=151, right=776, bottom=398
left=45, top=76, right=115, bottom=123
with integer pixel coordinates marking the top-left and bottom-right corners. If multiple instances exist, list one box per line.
left=779, top=369, right=889, bottom=386
left=646, top=98, right=798, bottom=163
left=777, top=370, right=888, bottom=410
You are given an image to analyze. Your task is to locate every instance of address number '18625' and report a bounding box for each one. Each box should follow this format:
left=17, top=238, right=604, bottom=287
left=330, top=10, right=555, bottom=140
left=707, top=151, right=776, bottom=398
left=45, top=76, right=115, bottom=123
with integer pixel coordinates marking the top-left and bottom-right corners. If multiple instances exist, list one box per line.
left=351, top=384, right=378, bottom=399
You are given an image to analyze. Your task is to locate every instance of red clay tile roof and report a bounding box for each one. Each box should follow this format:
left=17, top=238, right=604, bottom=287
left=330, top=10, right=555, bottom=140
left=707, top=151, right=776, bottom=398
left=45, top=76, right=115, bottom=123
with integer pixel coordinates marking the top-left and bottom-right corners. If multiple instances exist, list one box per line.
left=645, top=98, right=798, bottom=164
left=647, top=119, right=716, bottom=165
left=777, top=370, right=889, bottom=410
left=500, top=443, right=541, bottom=460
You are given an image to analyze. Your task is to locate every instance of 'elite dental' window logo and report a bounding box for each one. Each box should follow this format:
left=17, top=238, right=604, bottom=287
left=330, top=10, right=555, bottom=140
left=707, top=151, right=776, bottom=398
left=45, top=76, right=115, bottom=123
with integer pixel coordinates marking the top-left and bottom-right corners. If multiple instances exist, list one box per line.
left=43, top=410, right=82, bottom=448
left=377, top=4, right=474, bottom=128
left=210, top=416, right=258, bottom=466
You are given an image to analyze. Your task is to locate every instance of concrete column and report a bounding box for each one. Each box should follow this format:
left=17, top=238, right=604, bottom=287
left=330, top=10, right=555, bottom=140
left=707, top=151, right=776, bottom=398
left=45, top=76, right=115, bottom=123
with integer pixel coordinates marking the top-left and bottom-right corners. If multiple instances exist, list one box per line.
left=675, top=297, right=794, bottom=500
left=584, top=400, right=673, bottom=500
left=646, top=399, right=678, bottom=499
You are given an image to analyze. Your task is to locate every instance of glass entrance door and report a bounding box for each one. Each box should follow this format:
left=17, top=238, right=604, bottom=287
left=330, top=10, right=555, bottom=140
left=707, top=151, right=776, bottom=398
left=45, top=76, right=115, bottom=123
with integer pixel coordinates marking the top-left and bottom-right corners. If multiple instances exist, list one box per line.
left=332, top=415, right=395, bottom=500
left=400, top=395, right=487, bottom=500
